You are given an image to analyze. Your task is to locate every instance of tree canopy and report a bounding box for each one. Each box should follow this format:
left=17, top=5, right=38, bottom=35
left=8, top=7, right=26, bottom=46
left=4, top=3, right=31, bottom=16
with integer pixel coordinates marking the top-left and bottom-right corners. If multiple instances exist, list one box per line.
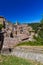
left=40, top=18, right=43, bottom=23
left=0, top=24, right=3, bottom=30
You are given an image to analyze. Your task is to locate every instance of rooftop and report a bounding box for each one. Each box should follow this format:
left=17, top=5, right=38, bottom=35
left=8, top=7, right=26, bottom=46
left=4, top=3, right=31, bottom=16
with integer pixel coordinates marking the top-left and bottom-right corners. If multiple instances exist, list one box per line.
left=0, top=16, right=4, bottom=18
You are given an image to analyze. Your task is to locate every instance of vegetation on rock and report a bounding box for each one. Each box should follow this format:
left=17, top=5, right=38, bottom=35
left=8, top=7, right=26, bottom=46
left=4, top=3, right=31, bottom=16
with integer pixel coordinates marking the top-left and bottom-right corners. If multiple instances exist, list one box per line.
left=0, top=24, right=3, bottom=30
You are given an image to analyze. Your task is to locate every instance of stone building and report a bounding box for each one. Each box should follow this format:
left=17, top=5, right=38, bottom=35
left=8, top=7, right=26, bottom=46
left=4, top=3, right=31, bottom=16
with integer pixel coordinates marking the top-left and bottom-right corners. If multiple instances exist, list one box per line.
left=0, top=16, right=35, bottom=41
left=13, top=22, right=33, bottom=35
left=0, top=16, right=6, bottom=28
left=0, top=16, right=13, bottom=37
left=12, top=21, right=35, bottom=41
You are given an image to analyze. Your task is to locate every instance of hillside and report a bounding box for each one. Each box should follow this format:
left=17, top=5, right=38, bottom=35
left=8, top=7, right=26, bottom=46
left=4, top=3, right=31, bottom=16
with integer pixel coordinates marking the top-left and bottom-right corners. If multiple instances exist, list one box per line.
left=28, top=23, right=43, bottom=38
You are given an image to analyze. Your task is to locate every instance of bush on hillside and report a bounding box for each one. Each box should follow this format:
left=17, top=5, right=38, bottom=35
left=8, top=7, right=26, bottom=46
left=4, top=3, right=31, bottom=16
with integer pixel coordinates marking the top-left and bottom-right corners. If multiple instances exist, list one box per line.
left=0, top=24, right=3, bottom=30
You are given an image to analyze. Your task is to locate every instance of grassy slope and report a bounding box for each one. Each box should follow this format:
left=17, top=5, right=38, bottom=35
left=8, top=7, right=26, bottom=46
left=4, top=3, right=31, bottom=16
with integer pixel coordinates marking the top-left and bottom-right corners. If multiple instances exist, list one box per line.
left=17, top=41, right=43, bottom=46
left=17, top=36, right=43, bottom=46
left=0, top=55, right=43, bottom=65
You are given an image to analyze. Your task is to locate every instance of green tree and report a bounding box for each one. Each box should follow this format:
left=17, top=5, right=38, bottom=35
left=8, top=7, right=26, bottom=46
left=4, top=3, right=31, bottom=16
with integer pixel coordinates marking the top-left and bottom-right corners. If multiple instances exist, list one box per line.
left=40, top=18, right=43, bottom=23
left=0, top=24, right=3, bottom=30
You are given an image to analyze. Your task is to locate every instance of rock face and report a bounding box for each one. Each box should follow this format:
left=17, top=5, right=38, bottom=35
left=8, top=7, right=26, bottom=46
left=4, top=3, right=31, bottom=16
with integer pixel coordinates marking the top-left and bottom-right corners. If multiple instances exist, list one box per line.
left=3, top=37, right=19, bottom=48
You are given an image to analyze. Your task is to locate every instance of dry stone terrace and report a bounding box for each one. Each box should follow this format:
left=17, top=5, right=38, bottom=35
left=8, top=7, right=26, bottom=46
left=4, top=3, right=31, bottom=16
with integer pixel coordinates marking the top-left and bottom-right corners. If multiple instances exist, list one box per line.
left=1, top=46, right=43, bottom=63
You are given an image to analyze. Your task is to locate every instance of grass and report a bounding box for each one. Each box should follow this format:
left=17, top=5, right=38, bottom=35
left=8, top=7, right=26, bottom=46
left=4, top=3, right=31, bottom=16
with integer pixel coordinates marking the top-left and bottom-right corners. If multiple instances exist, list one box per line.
left=0, top=55, right=43, bottom=65
left=17, top=36, right=43, bottom=46
left=17, top=41, right=43, bottom=46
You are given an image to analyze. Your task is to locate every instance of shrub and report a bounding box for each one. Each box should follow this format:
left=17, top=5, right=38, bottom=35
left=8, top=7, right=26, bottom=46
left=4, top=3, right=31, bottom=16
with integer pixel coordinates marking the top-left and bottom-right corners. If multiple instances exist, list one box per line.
left=0, top=24, right=3, bottom=30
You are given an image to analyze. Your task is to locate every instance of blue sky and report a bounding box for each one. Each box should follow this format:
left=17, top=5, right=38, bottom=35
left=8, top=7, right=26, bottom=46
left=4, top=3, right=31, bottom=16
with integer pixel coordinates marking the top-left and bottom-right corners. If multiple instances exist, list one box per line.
left=0, top=0, right=43, bottom=23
